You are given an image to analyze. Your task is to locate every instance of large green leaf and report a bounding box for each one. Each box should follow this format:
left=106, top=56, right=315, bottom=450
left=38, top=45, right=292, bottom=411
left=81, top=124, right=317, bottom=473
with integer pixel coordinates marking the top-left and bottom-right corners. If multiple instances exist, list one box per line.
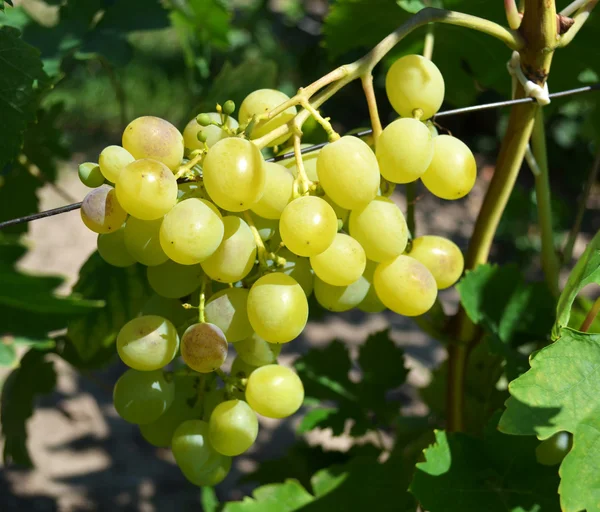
left=223, top=480, right=314, bottom=512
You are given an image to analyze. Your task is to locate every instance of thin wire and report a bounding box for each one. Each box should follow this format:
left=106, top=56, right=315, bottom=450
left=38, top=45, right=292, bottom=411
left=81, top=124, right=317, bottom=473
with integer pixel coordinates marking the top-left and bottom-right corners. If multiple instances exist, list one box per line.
left=1, top=82, right=599, bottom=231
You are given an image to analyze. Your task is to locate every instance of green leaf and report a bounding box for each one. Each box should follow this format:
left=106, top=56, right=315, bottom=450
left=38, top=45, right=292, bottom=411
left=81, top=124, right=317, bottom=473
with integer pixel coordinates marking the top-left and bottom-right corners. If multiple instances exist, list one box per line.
left=1, top=349, right=57, bottom=466
left=201, top=487, right=220, bottom=512
left=397, top=0, right=426, bottom=14
left=170, top=0, right=231, bottom=52
left=0, top=342, right=16, bottom=366
left=67, top=252, right=153, bottom=361
left=223, top=480, right=314, bottom=512
left=297, top=408, right=338, bottom=434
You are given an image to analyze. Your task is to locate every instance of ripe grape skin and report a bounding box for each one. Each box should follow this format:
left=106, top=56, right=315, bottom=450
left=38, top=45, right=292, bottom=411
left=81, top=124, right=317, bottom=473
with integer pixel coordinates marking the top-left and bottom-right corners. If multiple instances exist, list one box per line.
left=310, top=233, right=366, bottom=286
left=408, top=236, right=464, bottom=290
left=117, top=315, right=179, bottom=371
left=316, top=136, right=380, bottom=210
left=421, top=135, right=477, bottom=200
left=279, top=196, right=337, bottom=257
left=79, top=162, right=105, bottom=188
left=147, top=260, right=204, bottom=298
left=124, top=217, right=168, bottom=267
left=376, top=118, right=434, bottom=184
left=535, top=432, right=572, bottom=466
left=279, top=248, right=314, bottom=297
left=247, top=273, right=308, bottom=343
left=97, top=230, right=136, bottom=267
left=203, top=137, right=266, bottom=212
left=116, top=159, right=178, bottom=220
left=349, top=196, right=408, bottom=262
left=250, top=162, right=294, bottom=219
left=314, top=274, right=370, bottom=312
left=385, top=54, right=445, bottom=120
left=201, top=216, right=257, bottom=283
left=246, top=365, right=304, bottom=419
left=374, top=255, right=437, bottom=316
left=323, top=195, right=349, bottom=225
left=279, top=144, right=319, bottom=181
left=81, top=184, right=128, bottom=234
left=357, top=261, right=386, bottom=313
left=181, top=322, right=228, bottom=373
left=113, top=369, right=175, bottom=424
left=239, top=89, right=296, bottom=147
left=205, top=287, right=253, bottom=342
left=235, top=333, right=281, bottom=367
left=209, top=399, right=258, bottom=456
left=183, top=113, right=239, bottom=150
left=122, top=116, right=184, bottom=170
left=159, top=198, right=224, bottom=265
left=98, top=146, right=135, bottom=183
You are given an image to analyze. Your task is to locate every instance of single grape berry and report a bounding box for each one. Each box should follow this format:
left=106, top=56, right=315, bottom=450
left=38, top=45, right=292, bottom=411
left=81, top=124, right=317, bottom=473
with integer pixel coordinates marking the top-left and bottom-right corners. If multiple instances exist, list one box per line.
left=209, top=399, right=258, bottom=456
left=223, top=100, right=235, bottom=116
left=197, top=130, right=208, bottom=143
left=245, top=364, right=304, bottom=419
left=81, top=184, right=128, bottom=234
left=408, top=235, right=464, bottom=290
left=204, top=287, right=253, bottom=343
left=181, top=323, right=228, bottom=373
left=97, top=230, right=136, bottom=268
left=78, top=162, right=105, bottom=188
left=196, top=113, right=213, bottom=126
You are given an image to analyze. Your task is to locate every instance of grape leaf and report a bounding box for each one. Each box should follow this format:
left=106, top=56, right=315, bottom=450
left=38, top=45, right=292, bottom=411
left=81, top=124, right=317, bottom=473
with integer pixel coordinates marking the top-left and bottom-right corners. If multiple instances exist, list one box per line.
left=223, top=480, right=314, bottom=512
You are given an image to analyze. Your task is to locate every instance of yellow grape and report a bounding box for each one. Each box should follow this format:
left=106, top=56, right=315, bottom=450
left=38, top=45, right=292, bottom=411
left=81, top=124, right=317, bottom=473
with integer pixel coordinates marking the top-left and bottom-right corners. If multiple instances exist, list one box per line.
left=247, top=273, right=308, bottom=343
left=239, top=89, right=296, bottom=146
left=349, top=196, right=408, bottom=262
left=81, top=184, right=128, bottom=234
left=122, top=116, right=184, bottom=170
left=203, top=137, right=266, bottom=212
left=79, top=162, right=105, bottom=188
left=201, top=216, right=256, bottom=282
left=408, top=235, right=464, bottom=290
left=279, top=248, right=314, bottom=297
left=181, top=322, right=228, bottom=373
left=183, top=113, right=238, bottom=150
left=314, top=275, right=369, bottom=312
left=250, top=162, right=294, bottom=219
left=98, top=146, right=135, bottom=183
left=310, top=233, right=366, bottom=286
left=385, top=54, right=445, bottom=119
left=147, top=259, right=204, bottom=298
left=279, top=144, right=319, bottom=182
left=235, top=333, right=281, bottom=367
left=374, top=255, right=437, bottom=316
left=316, top=136, right=380, bottom=210
left=97, top=230, right=136, bottom=267
left=376, top=118, right=434, bottom=184
left=209, top=399, right=258, bottom=456
left=159, top=198, right=224, bottom=265
left=116, top=159, right=178, bottom=220
left=323, top=195, right=349, bottom=225
left=205, top=287, right=253, bottom=343
left=358, top=260, right=386, bottom=313
left=421, top=135, right=477, bottom=200
left=245, top=364, right=304, bottom=419
left=124, top=217, right=168, bottom=266
left=279, top=196, right=337, bottom=257
left=117, top=315, right=179, bottom=371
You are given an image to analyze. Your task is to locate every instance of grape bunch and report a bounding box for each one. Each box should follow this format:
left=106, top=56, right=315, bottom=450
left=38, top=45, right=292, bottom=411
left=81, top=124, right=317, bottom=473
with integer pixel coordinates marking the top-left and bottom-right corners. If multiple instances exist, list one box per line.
left=78, top=54, right=471, bottom=487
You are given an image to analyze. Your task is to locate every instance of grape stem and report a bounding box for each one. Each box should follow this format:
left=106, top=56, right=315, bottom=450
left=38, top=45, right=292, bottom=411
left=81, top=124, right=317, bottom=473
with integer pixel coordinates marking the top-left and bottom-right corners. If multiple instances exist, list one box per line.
left=175, top=151, right=204, bottom=180
left=243, top=210, right=270, bottom=269
left=292, top=132, right=311, bottom=196
left=199, top=276, right=207, bottom=323
left=580, top=297, right=600, bottom=332
left=504, top=0, right=522, bottom=30
left=361, top=74, right=382, bottom=143
left=558, top=0, right=598, bottom=47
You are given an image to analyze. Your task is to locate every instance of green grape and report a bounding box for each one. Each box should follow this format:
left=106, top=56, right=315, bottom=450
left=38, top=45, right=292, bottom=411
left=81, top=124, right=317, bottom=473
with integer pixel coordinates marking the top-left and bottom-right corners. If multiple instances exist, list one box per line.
left=235, top=333, right=281, bottom=367
left=113, top=369, right=175, bottom=424
left=172, top=420, right=231, bottom=487
left=209, top=399, right=258, bottom=456
left=239, top=89, right=296, bottom=147
left=98, top=145, right=135, bottom=183
left=78, top=162, right=105, bottom=188
left=117, top=315, right=179, bottom=371
left=408, top=236, right=464, bottom=290
left=376, top=118, right=434, bottom=184
left=245, top=364, right=304, bottom=419
left=239, top=212, right=278, bottom=242
left=177, top=181, right=210, bottom=202
left=374, top=255, right=437, bottom=316
left=203, top=137, right=266, bottom=212
left=279, top=144, right=319, bottom=182
left=323, top=195, right=349, bottom=225
left=250, top=162, right=294, bottom=220
left=247, top=273, right=308, bottom=343
left=223, top=100, right=235, bottom=116
left=181, top=322, right=228, bottom=373
left=122, top=116, right=184, bottom=170
left=203, top=387, right=227, bottom=421
left=421, top=135, right=477, bottom=200
left=279, top=196, right=337, bottom=257
left=201, top=216, right=256, bottom=283
left=183, top=113, right=239, bottom=150
left=535, top=432, right=572, bottom=466
left=314, top=274, right=369, bottom=312
left=159, top=198, right=224, bottom=265
left=81, top=184, right=128, bottom=234
left=358, top=261, right=386, bottom=313
left=141, top=294, right=196, bottom=336
left=124, top=217, right=168, bottom=266
left=349, top=196, right=408, bottom=262
left=316, top=136, right=380, bottom=210
left=140, top=375, right=203, bottom=447
left=97, top=230, right=136, bottom=267
left=230, top=356, right=258, bottom=380
left=205, top=287, right=253, bottom=343
left=116, top=159, right=178, bottom=221
left=310, top=233, right=366, bottom=286
left=385, top=54, right=445, bottom=120
left=147, top=260, right=204, bottom=298
left=279, top=248, right=314, bottom=297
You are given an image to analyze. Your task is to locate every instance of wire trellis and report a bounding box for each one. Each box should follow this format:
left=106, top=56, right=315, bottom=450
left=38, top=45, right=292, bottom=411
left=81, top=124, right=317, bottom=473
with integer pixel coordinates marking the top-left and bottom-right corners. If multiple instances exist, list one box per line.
left=1, top=82, right=599, bottom=231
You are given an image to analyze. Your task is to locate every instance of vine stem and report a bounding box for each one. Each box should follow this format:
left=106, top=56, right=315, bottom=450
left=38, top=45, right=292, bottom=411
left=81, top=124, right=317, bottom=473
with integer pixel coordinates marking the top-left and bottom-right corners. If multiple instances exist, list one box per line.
left=558, top=0, right=598, bottom=47
left=361, top=74, right=382, bottom=142
left=581, top=297, right=600, bottom=332
left=293, top=133, right=311, bottom=195
left=199, top=276, right=207, bottom=323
